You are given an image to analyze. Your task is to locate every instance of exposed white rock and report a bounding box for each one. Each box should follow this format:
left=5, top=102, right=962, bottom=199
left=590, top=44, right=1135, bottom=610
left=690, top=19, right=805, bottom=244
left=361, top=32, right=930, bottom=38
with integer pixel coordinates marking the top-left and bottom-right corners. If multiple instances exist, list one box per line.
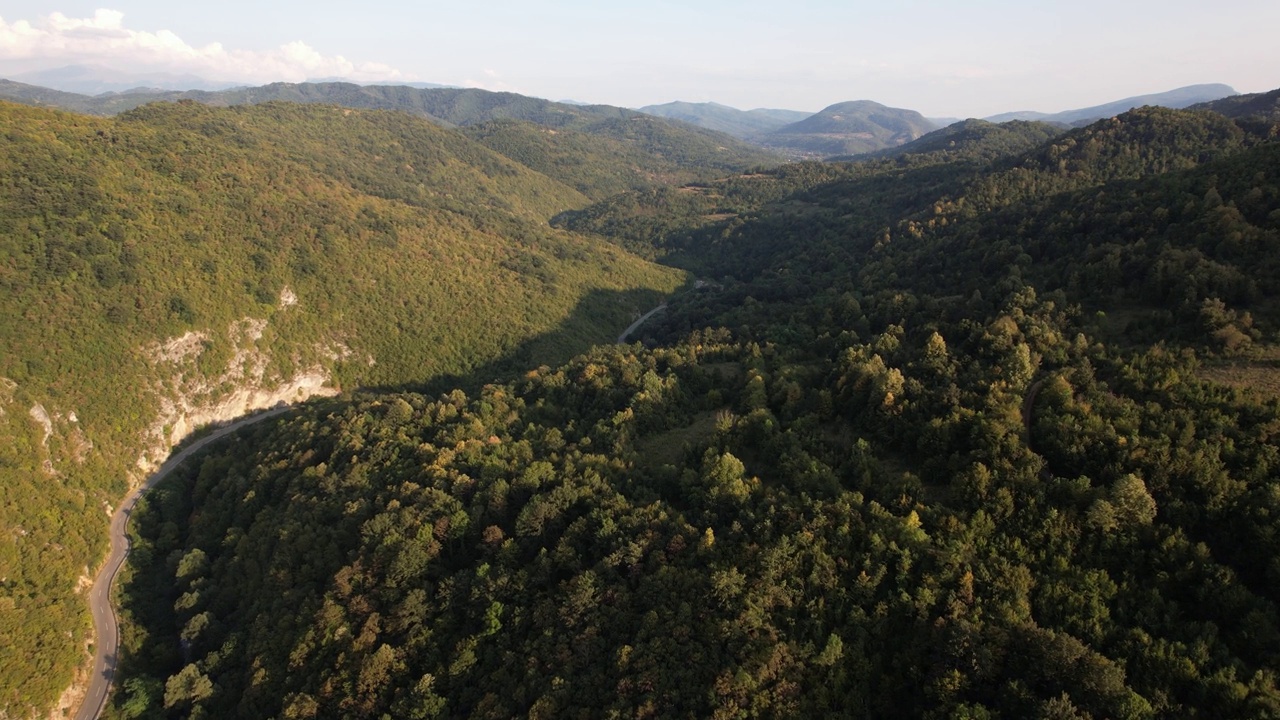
left=279, top=286, right=298, bottom=308
left=134, top=317, right=342, bottom=478
left=135, top=369, right=338, bottom=474
left=232, top=317, right=269, bottom=344
left=28, top=403, right=53, bottom=447
left=151, top=331, right=210, bottom=365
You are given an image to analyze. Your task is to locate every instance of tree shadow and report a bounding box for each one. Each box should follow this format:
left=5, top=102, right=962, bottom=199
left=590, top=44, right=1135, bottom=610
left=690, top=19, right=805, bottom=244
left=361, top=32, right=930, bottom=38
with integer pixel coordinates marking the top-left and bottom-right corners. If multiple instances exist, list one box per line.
left=357, top=284, right=689, bottom=399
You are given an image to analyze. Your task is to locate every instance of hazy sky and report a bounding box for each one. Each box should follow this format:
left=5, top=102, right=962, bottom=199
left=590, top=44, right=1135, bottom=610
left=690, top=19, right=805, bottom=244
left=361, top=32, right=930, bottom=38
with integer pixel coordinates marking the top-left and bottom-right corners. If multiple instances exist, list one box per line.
left=2, top=1, right=1278, bottom=117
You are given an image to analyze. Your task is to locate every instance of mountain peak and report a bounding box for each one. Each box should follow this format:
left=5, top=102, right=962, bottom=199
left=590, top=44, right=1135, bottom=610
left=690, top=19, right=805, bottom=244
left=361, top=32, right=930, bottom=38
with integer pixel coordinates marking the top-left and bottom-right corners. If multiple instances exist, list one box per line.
left=763, top=100, right=937, bottom=156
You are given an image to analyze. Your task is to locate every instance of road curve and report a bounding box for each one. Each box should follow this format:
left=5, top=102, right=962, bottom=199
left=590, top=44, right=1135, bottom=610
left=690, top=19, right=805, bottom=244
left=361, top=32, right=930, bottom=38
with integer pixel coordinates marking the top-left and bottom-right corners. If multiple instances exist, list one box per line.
left=74, top=406, right=293, bottom=720
left=1022, top=376, right=1048, bottom=440
left=617, top=304, right=667, bottom=344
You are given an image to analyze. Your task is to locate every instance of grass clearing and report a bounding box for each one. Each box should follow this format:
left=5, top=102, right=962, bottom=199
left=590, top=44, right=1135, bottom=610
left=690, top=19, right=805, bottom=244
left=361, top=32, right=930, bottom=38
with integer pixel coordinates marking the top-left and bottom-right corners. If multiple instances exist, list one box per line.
left=634, top=410, right=723, bottom=469
left=1198, top=346, right=1280, bottom=400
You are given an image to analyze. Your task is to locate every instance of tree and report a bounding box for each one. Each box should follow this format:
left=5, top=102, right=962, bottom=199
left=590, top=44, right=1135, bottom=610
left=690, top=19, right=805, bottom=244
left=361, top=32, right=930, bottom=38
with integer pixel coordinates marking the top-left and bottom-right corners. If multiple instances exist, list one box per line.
left=1110, top=474, right=1157, bottom=528
left=164, top=664, right=213, bottom=709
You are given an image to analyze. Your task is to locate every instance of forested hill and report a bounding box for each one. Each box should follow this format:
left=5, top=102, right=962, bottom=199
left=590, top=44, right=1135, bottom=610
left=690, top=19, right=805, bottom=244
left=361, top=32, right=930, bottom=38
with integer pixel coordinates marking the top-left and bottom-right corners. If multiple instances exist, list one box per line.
left=763, top=99, right=939, bottom=157
left=839, top=118, right=1066, bottom=163
left=106, top=98, right=1280, bottom=718
left=0, top=99, right=686, bottom=716
left=636, top=101, right=812, bottom=139
left=0, top=80, right=782, bottom=187
left=555, top=106, right=1257, bottom=266
left=1192, top=88, right=1280, bottom=125
left=460, top=116, right=780, bottom=201
left=0, top=79, right=629, bottom=123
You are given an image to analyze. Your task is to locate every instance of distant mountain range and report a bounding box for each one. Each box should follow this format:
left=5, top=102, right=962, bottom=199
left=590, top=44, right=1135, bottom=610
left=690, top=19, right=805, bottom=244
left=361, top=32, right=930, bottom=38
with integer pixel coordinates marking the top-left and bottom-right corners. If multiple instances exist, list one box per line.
left=0, top=73, right=1248, bottom=160
left=761, top=100, right=939, bottom=157
left=6, top=64, right=459, bottom=96
left=8, top=64, right=245, bottom=95
left=633, top=85, right=1240, bottom=158
left=636, top=101, right=812, bottom=139
left=635, top=99, right=934, bottom=156
left=984, top=83, right=1237, bottom=125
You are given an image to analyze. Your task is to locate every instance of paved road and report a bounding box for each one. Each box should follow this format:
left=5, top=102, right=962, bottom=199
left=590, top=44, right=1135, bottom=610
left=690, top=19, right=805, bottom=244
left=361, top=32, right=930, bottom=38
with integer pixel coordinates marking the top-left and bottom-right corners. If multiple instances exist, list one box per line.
left=1022, top=377, right=1048, bottom=439
left=617, top=304, right=667, bottom=344
left=74, top=406, right=293, bottom=720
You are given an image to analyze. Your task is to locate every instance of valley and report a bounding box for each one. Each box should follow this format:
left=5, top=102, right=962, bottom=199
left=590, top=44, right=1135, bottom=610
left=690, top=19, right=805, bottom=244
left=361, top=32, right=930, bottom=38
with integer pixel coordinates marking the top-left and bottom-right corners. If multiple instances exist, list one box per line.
left=0, top=71, right=1279, bottom=719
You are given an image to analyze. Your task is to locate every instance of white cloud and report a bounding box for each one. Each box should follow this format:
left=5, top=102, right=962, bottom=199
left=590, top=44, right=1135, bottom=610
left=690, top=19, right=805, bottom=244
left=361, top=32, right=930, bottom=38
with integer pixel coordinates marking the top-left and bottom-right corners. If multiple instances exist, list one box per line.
left=0, top=9, right=408, bottom=83
left=461, top=68, right=518, bottom=94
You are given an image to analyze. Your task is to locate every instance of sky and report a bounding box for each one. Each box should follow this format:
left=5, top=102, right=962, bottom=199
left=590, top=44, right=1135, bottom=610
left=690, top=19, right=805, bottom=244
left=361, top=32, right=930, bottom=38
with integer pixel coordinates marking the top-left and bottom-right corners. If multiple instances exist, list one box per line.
left=1, top=1, right=1278, bottom=118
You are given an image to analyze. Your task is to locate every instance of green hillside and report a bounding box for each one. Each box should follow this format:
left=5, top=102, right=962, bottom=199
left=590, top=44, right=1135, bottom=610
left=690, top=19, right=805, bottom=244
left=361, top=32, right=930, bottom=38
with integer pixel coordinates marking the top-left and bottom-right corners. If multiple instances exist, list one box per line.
left=462, top=116, right=779, bottom=201
left=103, top=98, right=1280, bottom=719
left=1192, top=88, right=1280, bottom=125
left=0, top=78, right=109, bottom=113
left=0, top=81, right=622, bottom=124
left=840, top=118, right=1065, bottom=163
left=0, top=81, right=781, bottom=201
left=0, top=99, right=685, bottom=716
left=560, top=107, right=1255, bottom=269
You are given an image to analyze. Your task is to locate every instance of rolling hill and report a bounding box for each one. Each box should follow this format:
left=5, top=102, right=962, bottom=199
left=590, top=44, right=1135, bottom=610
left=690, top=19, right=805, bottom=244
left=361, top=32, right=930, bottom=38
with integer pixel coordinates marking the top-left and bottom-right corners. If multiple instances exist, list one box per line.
left=0, top=80, right=781, bottom=197
left=462, top=116, right=779, bottom=201
left=833, top=118, right=1065, bottom=163
left=6, top=71, right=1280, bottom=719
left=636, top=100, right=813, bottom=138
left=762, top=99, right=938, bottom=157
left=1191, top=87, right=1280, bottom=124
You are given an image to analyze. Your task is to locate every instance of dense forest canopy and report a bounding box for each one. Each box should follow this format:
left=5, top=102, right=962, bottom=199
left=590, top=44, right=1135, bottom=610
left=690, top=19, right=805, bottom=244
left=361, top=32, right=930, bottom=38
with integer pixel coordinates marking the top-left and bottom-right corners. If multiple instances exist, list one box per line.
left=2, top=80, right=1280, bottom=719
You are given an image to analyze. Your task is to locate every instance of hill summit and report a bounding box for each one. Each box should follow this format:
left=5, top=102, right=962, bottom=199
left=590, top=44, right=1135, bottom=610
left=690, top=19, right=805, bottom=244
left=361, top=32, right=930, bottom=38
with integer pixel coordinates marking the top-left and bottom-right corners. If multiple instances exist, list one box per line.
left=763, top=99, right=938, bottom=156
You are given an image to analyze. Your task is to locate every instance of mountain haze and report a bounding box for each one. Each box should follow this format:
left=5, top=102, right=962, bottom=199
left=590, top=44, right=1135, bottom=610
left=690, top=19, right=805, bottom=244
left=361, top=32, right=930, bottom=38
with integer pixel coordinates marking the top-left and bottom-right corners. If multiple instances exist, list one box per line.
left=636, top=101, right=813, bottom=138
left=985, top=83, right=1238, bottom=125
left=9, top=64, right=244, bottom=95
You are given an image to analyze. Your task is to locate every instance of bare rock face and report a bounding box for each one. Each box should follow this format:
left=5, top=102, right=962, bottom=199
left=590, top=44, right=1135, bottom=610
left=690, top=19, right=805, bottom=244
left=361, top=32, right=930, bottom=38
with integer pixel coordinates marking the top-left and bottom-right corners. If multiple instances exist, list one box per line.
left=134, top=314, right=344, bottom=477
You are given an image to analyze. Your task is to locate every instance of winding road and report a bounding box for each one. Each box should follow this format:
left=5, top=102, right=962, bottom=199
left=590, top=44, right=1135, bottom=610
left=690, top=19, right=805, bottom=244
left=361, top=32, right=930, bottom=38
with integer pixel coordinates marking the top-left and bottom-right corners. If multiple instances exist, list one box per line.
left=1022, top=376, right=1048, bottom=440
left=74, top=406, right=293, bottom=720
left=617, top=303, right=667, bottom=344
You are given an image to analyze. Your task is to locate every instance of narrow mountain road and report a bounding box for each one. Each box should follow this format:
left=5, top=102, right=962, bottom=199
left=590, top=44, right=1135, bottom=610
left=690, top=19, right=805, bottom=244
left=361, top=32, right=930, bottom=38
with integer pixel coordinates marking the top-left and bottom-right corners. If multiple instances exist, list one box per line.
left=1022, top=376, right=1056, bottom=481
left=74, top=406, right=293, bottom=720
left=1022, top=376, right=1048, bottom=440
left=617, top=304, right=667, bottom=344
